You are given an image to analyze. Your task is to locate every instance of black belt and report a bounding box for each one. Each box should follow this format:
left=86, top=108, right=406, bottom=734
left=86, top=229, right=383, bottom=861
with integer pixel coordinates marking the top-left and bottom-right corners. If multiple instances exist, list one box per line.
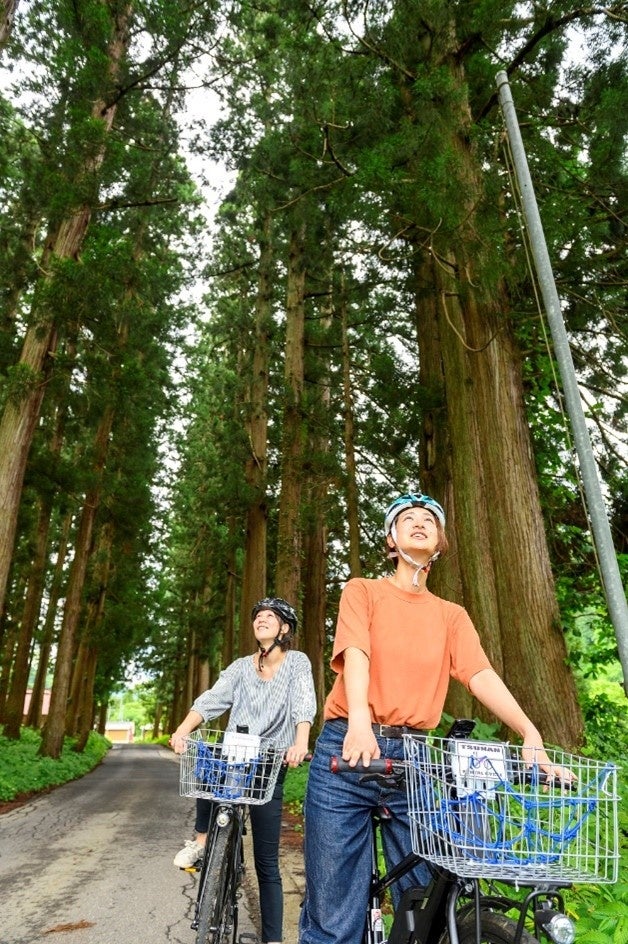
left=372, top=724, right=427, bottom=739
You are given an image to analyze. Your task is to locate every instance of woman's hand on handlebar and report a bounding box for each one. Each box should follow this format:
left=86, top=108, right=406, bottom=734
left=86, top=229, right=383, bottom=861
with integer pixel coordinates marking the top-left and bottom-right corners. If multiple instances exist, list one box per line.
left=284, top=743, right=311, bottom=767
left=169, top=732, right=188, bottom=755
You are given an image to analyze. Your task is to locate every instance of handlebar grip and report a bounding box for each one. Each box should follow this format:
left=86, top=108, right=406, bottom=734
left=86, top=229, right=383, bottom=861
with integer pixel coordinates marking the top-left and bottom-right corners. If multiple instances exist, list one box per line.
left=330, top=756, right=394, bottom=774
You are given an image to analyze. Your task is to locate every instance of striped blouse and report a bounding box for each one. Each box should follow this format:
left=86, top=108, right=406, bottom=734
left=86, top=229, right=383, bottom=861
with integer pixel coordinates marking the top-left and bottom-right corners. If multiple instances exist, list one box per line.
left=191, top=650, right=317, bottom=748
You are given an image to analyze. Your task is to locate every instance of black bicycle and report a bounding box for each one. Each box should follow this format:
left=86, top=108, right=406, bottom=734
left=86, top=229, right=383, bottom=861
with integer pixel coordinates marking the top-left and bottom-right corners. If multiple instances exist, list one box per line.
left=331, top=719, right=618, bottom=944
left=179, top=728, right=285, bottom=944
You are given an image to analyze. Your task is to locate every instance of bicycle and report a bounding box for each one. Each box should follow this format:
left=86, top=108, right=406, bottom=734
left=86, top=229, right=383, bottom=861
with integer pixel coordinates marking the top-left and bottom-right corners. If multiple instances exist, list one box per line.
left=179, top=727, right=286, bottom=944
left=331, top=719, right=619, bottom=944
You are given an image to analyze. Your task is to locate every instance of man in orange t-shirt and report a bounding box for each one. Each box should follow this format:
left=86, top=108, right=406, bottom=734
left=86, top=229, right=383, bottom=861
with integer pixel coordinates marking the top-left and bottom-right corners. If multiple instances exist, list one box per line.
left=299, top=493, right=571, bottom=944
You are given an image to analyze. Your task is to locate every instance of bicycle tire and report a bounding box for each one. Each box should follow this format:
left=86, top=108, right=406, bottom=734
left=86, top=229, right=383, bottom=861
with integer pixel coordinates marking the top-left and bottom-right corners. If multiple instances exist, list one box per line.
left=437, top=910, right=540, bottom=944
left=195, top=820, right=236, bottom=944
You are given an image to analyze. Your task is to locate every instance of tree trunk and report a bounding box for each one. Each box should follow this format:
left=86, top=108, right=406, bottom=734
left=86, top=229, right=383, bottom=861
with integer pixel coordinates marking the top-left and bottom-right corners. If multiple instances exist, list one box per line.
left=222, top=518, right=237, bottom=666
left=0, top=617, right=18, bottom=720
left=239, top=214, right=272, bottom=654
left=416, top=247, right=582, bottom=747
left=67, top=518, right=113, bottom=740
left=0, top=326, right=57, bottom=619
left=340, top=278, right=363, bottom=578
left=275, top=221, right=307, bottom=604
left=301, top=269, right=333, bottom=729
left=39, top=406, right=115, bottom=758
left=0, top=0, right=19, bottom=48
left=2, top=496, right=53, bottom=739
left=72, top=645, right=98, bottom=753
left=25, top=508, right=73, bottom=728
left=399, top=17, right=583, bottom=748
left=152, top=703, right=163, bottom=740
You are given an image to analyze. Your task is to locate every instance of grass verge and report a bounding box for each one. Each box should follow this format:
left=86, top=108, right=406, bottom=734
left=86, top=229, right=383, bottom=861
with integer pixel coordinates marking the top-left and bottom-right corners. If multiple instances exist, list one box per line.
left=0, top=726, right=111, bottom=804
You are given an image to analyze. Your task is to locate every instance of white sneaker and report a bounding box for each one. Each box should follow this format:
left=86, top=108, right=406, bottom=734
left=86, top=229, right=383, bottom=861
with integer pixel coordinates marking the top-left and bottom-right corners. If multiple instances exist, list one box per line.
left=173, top=839, right=205, bottom=868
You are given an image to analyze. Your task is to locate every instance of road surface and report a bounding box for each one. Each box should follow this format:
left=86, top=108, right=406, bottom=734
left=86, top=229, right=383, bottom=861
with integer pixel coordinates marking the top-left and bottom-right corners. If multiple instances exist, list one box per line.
left=0, top=743, right=263, bottom=944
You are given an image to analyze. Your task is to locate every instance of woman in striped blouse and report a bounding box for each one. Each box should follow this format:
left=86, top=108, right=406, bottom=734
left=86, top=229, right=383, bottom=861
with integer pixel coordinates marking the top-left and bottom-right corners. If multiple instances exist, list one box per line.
left=170, top=597, right=317, bottom=944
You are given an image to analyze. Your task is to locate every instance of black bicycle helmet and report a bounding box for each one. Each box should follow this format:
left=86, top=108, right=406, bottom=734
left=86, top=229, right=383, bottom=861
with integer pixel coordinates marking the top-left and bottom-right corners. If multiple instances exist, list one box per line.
left=251, top=597, right=298, bottom=633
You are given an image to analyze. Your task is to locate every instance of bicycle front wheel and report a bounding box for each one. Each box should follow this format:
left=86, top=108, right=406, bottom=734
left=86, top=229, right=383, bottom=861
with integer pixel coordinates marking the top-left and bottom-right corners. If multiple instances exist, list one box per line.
left=438, top=911, right=540, bottom=944
left=195, top=819, right=237, bottom=944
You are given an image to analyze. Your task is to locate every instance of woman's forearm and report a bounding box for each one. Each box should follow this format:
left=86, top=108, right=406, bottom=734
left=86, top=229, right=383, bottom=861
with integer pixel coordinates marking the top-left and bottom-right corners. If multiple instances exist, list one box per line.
left=169, top=710, right=204, bottom=753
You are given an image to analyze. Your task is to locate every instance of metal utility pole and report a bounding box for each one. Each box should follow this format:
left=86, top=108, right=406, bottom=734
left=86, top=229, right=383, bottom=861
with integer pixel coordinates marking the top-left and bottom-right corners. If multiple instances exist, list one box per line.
left=496, top=70, right=628, bottom=694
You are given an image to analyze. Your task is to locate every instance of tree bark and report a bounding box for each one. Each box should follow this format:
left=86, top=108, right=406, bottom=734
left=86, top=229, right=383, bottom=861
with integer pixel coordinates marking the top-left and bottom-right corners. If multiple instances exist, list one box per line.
left=301, top=267, right=333, bottom=728
left=398, top=12, right=583, bottom=747
left=0, top=0, right=19, bottom=48
left=71, top=645, right=98, bottom=753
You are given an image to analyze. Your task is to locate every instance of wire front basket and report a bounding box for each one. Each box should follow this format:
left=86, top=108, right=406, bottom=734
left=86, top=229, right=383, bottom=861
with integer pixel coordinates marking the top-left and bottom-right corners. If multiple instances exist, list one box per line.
left=404, top=734, right=619, bottom=883
left=179, top=729, right=284, bottom=804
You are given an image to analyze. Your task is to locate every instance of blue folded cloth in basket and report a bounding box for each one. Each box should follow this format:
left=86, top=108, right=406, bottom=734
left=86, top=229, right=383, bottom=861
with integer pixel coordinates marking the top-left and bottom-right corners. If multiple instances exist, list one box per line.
left=194, top=740, right=257, bottom=800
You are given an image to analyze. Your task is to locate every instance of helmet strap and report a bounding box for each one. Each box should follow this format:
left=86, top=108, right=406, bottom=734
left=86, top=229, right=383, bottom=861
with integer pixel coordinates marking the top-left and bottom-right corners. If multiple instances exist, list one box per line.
left=256, top=635, right=283, bottom=671
left=397, top=547, right=440, bottom=586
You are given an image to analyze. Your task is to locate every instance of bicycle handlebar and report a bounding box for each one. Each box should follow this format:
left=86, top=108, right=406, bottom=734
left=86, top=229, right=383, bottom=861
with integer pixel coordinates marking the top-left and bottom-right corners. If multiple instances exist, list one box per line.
left=330, top=756, right=400, bottom=775
left=329, top=754, right=576, bottom=790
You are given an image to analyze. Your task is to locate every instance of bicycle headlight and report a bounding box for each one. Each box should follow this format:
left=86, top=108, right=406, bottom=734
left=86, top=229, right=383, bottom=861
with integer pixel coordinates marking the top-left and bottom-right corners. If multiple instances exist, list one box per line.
left=216, top=809, right=232, bottom=828
left=535, top=908, right=575, bottom=944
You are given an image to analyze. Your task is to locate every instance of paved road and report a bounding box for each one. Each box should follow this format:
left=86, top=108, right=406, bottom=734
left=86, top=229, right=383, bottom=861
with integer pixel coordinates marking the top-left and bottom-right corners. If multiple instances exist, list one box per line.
left=0, top=743, right=259, bottom=944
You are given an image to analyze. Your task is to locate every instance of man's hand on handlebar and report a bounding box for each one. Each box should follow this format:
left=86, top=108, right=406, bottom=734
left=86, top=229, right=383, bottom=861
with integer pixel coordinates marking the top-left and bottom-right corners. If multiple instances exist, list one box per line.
left=342, top=720, right=381, bottom=768
left=522, top=737, right=577, bottom=786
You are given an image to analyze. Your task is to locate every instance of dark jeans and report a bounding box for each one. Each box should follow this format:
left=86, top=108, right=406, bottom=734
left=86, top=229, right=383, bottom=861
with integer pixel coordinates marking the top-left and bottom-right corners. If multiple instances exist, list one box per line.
left=299, top=719, right=431, bottom=944
left=195, top=766, right=287, bottom=943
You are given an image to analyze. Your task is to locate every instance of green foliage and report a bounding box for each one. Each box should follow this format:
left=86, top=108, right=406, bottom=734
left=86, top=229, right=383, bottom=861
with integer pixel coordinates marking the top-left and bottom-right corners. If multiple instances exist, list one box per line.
left=1, top=362, right=41, bottom=407
left=282, top=761, right=310, bottom=815
left=0, top=726, right=110, bottom=802
left=563, top=752, right=628, bottom=942
left=107, top=682, right=159, bottom=732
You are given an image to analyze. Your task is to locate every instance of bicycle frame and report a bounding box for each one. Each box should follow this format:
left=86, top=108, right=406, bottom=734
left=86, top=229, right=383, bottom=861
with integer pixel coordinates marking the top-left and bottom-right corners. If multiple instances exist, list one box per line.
left=191, top=801, right=247, bottom=944
left=179, top=728, right=289, bottom=944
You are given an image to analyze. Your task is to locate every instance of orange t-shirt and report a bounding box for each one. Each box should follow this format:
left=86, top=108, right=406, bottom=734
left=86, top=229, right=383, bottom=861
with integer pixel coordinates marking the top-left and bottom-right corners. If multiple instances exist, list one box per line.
left=324, top=577, right=492, bottom=730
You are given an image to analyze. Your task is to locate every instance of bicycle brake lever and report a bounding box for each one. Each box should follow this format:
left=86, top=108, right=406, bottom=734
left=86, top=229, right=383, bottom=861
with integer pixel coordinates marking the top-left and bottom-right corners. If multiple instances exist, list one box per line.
left=359, top=773, right=402, bottom=788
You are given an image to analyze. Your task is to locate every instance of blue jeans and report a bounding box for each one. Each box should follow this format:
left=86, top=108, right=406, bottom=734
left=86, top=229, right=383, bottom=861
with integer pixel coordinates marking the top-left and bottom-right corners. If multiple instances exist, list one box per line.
left=299, top=719, right=431, bottom=944
left=196, top=765, right=286, bottom=943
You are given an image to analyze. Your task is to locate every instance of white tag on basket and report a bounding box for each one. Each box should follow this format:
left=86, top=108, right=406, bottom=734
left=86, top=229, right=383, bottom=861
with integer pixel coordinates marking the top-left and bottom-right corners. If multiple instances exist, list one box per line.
left=450, top=740, right=508, bottom=797
left=222, top=731, right=261, bottom=763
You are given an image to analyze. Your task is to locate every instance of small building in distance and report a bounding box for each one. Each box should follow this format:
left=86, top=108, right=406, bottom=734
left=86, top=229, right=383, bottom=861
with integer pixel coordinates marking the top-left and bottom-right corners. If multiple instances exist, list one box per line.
left=104, top=721, right=135, bottom=743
